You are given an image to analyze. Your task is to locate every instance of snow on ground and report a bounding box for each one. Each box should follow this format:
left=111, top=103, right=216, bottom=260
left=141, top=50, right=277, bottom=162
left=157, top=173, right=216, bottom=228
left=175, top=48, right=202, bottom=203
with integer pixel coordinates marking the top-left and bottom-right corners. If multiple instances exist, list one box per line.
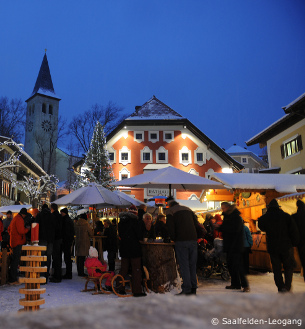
left=0, top=262, right=304, bottom=315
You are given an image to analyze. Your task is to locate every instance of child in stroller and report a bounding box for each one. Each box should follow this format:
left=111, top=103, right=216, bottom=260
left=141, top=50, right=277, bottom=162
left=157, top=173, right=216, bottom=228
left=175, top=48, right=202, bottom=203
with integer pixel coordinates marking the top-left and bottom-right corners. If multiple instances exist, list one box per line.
left=197, top=238, right=230, bottom=281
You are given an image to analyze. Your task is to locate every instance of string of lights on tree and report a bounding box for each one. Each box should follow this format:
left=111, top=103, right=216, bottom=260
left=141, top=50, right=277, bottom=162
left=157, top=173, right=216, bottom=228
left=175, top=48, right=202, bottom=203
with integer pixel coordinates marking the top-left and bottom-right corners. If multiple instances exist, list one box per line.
left=74, top=121, right=116, bottom=190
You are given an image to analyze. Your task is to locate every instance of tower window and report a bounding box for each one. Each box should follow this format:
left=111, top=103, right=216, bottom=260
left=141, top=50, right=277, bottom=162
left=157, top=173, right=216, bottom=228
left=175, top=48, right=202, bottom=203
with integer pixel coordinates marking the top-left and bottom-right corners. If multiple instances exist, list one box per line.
left=42, top=103, right=46, bottom=113
left=32, top=104, right=35, bottom=114
left=49, top=105, right=53, bottom=115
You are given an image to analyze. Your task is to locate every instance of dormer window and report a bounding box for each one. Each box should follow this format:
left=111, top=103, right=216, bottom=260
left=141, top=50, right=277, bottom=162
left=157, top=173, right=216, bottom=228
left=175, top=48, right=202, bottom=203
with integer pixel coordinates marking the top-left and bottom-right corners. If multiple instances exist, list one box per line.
left=42, top=103, right=46, bottom=113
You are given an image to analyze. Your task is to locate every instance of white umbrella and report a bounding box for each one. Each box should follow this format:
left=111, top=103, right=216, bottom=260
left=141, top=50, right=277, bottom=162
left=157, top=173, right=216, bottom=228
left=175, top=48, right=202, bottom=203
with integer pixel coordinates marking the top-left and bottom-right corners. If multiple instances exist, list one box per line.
left=113, top=190, right=147, bottom=207
left=54, top=183, right=130, bottom=207
left=111, top=166, right=224, bottom=196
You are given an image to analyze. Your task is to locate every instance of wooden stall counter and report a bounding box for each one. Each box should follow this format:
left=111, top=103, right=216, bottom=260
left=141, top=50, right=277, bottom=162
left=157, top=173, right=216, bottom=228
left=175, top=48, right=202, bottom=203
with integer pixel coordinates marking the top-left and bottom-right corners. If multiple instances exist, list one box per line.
left=140, top=241, right=177, bottom=293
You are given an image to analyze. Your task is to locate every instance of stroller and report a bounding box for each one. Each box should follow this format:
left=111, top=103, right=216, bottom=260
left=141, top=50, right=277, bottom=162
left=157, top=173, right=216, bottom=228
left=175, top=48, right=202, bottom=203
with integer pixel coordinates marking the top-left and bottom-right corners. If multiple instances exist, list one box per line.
left=197, top=238, right=230, bottom=281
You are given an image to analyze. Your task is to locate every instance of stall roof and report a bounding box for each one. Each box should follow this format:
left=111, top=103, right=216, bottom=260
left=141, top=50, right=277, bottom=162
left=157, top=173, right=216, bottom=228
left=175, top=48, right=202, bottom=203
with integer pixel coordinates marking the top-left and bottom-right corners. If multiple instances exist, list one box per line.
left=211, top=173, right=305, bottom=193
left=0, top=205, right=32, bottom=213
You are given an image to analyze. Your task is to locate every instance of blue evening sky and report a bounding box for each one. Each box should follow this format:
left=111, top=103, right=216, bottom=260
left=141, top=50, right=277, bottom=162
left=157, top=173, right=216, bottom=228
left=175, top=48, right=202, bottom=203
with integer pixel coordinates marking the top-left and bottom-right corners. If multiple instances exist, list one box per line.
left=1, top=0, right=305, bottom=155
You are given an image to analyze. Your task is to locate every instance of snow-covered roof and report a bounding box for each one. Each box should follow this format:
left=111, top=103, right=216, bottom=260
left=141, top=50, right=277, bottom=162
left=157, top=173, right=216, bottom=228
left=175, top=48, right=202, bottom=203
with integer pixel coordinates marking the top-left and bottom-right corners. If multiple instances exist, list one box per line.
left=283, top=91, right=305, bottom=111
left=246, top=114, right=290, bottom=145
left=211, top=173, right=305, bottom=193
left=226, top=145, right=252, bottom=154
left=127, top=96, right=184, bottom=120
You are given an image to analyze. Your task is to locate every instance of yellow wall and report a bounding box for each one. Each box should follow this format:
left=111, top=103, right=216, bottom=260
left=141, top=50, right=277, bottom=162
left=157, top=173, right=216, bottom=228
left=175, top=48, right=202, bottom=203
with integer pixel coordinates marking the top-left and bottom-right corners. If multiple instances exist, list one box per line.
left=268, top=123, right=305, bottom=173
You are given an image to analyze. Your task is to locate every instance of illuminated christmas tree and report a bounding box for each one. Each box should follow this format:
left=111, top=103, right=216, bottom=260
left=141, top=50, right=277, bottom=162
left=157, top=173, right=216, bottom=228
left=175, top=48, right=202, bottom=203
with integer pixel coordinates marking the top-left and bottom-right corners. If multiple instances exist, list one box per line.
left=84, top=121, right=116, bottom=189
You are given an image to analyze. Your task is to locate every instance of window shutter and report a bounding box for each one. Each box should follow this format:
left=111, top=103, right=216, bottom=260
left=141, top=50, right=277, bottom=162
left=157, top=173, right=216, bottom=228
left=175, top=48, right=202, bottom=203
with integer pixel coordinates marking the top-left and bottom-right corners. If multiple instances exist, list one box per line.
left=297, top=135, right=303, bottom=151
left=280, top=144, right=285, bottom=158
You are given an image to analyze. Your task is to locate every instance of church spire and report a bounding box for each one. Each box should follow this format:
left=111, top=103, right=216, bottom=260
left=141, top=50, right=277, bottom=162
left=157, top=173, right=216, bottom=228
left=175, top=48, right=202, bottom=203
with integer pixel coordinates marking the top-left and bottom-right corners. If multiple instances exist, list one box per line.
left=28, top=53, right=59, bottom=100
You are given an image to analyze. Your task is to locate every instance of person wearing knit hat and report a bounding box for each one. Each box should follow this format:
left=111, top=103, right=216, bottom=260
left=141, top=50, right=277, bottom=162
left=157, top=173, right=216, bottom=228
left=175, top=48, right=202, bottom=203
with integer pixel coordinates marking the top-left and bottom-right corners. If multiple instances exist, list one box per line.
left=84, top=247, right=114, bottom=290
left=128, top=204, right=138, bottom=215
left=258, top=199, right=299, bottom=292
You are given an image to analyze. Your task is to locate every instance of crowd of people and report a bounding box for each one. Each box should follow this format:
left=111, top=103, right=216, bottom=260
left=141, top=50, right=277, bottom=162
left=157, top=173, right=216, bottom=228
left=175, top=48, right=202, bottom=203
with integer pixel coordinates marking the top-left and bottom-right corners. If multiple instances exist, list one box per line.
left=0, top=197, right=304, bottom=296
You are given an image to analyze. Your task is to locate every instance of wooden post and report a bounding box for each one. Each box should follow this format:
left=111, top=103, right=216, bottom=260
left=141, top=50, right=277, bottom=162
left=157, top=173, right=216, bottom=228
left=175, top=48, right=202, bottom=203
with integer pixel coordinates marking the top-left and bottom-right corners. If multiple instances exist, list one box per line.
left=0, top=249, right=8, bottom=285
left=19, top=245, right=47, bottom=311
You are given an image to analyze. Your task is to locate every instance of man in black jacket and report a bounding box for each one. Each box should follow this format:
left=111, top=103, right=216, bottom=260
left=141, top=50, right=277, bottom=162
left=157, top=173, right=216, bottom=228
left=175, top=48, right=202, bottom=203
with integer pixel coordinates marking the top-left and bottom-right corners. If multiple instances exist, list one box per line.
left=219, top=202, right=249, bottom=292
left=293, top=200, right=305, bottom=281
left=166, top=198, right=198, bottom=295
left=117, top=205, right=146, bottom=297
left=103, top=219, right=117, bottom=272
left=60, top=208, right=75, bottom=279
left=259, top=199, right=299, bottom=292
left=49, top=203, right=63, bottom=283
left=36, top=204, right=55, bottom=283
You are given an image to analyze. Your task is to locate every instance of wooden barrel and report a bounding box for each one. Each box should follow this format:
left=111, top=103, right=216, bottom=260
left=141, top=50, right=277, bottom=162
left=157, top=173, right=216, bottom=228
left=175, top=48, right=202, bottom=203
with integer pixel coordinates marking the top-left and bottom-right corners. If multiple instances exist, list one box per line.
left=141, top=242, right=177, bottom=293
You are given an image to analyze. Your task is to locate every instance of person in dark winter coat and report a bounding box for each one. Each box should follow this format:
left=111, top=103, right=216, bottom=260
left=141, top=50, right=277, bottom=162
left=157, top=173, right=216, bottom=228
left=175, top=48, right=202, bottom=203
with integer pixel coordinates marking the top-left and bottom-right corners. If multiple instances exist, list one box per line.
left=35, top=204, right=55, bottom=283
left=2, top=210, right=13, bottom=249
left=137, top=204, right=147, bottom=222
left=258, top=199, right=299, bottom=292
left=293, top=200, right=305, bottom=281
left=243, top=223, right=253, bottom=274
left=218, top=202, right=249, bottom=292
left=117, top=205, right=146, bottom=297
left=203, top=213, right=214, bottom=244
left=154, top=214, right=170, bottom=240
left=103, top=219, right=117, bottom=272
left=166, top=198, right=198, bottom=295
left=60, top=208, right=75, bottom=279
left=49, top=203, right=63, bottom=283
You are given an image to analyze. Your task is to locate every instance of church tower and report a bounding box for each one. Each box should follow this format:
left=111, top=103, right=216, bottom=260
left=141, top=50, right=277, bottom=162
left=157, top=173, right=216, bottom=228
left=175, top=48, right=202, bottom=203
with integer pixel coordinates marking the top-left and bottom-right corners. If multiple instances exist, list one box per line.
left=25, top=53, right=61, bottom=174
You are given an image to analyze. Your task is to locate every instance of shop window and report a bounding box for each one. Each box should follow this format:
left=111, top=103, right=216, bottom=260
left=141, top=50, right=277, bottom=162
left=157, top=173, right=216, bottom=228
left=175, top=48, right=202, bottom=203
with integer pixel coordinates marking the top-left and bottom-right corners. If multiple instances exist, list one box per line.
left=42, top=103, right=46, bottom=113
left=281, top=135, right=303, bottom=158
left=1, top=181, right=10, bottom=198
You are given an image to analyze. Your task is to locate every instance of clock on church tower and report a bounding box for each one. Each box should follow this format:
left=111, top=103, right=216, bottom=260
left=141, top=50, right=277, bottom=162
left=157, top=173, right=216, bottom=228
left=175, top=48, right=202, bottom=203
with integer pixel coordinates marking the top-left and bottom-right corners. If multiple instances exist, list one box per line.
left=24, top=53, right=61, bottom=174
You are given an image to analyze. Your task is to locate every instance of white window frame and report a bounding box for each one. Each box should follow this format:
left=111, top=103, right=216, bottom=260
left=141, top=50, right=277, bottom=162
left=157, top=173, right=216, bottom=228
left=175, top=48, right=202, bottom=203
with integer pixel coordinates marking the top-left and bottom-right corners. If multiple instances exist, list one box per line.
left=141, top=146, right=153, bottom=164
left=188, top=168, right=199, bottom=176
left=241, top=157, right=248, bottom=164
left=134, top=131, right=144, bottom=143
left=205, top=168, right=215, bottom=179
left=194, top=147, right=206, bottom=166
left=188, top=194, right=199, bottom=201
left=119, top=168, right=130, bottom=181
left=149, top=131, right=159, bottom=143
left=163, top=131, right=174, bottom=143
left=156, top=146, right=168, bottom=163
left=107, top=146, right=116, bottom=164
left=179, top=146, right=192, bottom=166
left=119, top=146, right=131, bottom=166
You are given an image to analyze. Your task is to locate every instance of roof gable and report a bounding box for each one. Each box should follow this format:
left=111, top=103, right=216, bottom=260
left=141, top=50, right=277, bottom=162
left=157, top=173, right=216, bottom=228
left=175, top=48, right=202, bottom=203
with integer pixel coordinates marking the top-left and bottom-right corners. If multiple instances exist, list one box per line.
left=127, top=96, right=183, bottom=120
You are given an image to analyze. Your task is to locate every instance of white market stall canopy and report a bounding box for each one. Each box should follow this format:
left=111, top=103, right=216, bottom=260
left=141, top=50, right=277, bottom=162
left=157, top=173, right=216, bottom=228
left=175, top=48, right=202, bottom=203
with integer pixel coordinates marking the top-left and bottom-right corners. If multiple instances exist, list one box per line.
left=112, top=166, right=224, bottom=191
left=211, top=173, right=305, bottom=193
left=0, top=204, right=32, bottom=213
left=54, top=183, right=131, bottom=207
left=277, top=191, right=305, bottom=215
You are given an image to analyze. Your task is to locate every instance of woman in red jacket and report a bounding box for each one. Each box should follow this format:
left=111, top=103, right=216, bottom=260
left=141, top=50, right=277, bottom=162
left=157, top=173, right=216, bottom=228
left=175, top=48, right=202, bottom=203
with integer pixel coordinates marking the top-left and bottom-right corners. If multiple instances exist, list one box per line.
left=8, top=208, right=30, bottom=284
